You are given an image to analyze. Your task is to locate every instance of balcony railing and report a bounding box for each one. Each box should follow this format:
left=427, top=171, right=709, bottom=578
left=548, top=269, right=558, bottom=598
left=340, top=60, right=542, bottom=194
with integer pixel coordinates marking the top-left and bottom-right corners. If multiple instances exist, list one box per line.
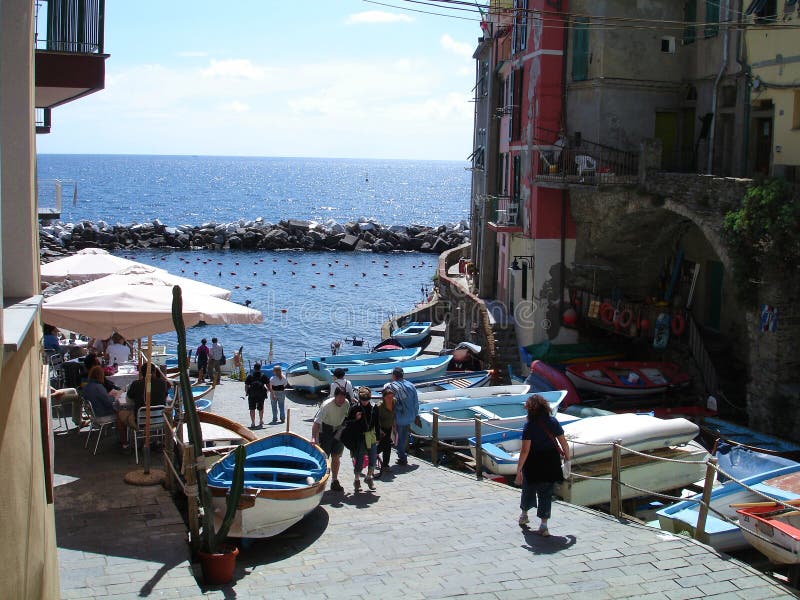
left=533, top=135, right=639, bottom=187
left=38, top=178, right=76, bottom=220
left=35, top=0, right=105, bottom=54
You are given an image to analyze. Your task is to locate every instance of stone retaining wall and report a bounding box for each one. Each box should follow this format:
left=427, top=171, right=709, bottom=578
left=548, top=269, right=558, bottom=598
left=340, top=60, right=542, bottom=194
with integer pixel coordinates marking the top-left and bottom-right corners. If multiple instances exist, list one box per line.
left=39, top=217, right=471, bottom=258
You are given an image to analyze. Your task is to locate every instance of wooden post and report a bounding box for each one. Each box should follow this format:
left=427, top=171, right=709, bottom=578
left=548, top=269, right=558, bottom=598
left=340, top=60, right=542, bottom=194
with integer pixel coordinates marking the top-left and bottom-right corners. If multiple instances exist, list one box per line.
left=183, top=443, right=200, bottom=554
left=163, top=413, right=175, bottom=493
left=474, top=417, right=483, bottom=480
left=610, top=440, right=622, bottom=517
left=431, top=409, right=439, bottom=467
left=694, top=456, right=718, bottom=542
left=285, top=407, right=291, bottom=433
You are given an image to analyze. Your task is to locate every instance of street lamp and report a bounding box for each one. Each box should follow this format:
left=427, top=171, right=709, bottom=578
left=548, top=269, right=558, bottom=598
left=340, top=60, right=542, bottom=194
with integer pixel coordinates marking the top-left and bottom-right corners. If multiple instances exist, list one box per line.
left=511, top=255, right=534, bottom=299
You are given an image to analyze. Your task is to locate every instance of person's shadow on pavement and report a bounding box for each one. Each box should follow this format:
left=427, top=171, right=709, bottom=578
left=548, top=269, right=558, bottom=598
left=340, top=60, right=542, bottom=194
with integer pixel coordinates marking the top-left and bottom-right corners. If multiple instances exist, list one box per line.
left=520, top=527, right=577, bottom=554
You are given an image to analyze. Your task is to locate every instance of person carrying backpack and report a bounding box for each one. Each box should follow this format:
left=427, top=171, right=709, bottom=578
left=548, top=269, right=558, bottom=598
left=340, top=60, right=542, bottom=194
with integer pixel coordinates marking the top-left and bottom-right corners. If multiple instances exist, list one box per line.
left=245, top=363, right=268, bottom=428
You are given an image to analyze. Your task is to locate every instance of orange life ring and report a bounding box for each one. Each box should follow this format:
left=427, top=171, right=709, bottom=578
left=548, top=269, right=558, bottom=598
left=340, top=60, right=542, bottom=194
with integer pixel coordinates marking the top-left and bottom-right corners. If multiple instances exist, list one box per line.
left=600, top=303, right=615, bottom=324
left=618, top=308, right=634, bottom=328
left=671, top=312, right=686, bottom=336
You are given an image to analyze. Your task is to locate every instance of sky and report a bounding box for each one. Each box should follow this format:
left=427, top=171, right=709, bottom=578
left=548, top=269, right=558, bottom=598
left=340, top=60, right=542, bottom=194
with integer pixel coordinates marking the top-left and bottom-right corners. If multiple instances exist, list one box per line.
left=36, top=1, right=483, bottom=161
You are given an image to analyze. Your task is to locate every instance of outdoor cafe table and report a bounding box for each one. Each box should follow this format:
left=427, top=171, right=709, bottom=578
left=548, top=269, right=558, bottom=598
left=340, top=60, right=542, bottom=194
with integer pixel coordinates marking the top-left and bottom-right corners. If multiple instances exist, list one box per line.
left=106, top=363, right=139, bottom=390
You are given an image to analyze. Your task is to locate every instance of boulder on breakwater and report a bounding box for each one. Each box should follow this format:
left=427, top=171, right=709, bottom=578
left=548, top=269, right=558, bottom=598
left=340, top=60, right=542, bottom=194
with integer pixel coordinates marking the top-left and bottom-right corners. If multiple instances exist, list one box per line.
left=39, top=217, right=471, bottom=258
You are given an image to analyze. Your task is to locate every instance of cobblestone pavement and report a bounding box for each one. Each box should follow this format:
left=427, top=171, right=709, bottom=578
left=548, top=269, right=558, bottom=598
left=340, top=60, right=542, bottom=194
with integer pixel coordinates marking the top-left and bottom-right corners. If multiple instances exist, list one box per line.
left=54, top=377, right=798, bottom=599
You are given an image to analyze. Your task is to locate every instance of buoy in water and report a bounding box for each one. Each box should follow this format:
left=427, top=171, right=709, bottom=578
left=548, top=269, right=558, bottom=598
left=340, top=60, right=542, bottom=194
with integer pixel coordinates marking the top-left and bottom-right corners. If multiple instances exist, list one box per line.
left=280, top=308, right=287, bottom=313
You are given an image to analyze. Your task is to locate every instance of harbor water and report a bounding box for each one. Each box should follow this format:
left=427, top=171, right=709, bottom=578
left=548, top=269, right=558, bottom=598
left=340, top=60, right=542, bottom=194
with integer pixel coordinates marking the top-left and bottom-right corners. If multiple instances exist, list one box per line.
left=38, top=154, right=470, bottom=362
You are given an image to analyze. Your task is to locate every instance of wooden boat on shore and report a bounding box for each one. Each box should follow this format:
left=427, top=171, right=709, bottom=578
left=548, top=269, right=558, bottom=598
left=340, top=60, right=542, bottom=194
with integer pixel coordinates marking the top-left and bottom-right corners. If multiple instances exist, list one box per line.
left=737, top=499, right=800, bottom=564
left=418, top=384, right=531, bottom=404
left=306, top=354, right=452, bottom=388
left=520, top=340, right=626, bottom=368
left=656, top=446, right=800, bottom=552
left=206, top=432, right=330, bottom=538
left=307, top=347, right=421, bottom=366
left=565, top=361, right=690, bottom=397
left=698, top=416, right=800, bottom=461
left=524, top=360, right=581, bottom=408
left=412, top=370, right=492, bottom=392
left=179, top=411, right=258, bottom=455
left=391, top=321, right=432, bottom=347
left=413, top=390, right=569, bottom=441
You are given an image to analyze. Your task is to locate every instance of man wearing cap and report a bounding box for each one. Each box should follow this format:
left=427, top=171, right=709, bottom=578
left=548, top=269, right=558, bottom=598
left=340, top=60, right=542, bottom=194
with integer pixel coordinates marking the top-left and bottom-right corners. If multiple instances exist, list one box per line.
left=312, top=387, right=350, bottom=492
left=386, top=366, right=419, bottom=466
left=330, top=367, right=355, bottom=405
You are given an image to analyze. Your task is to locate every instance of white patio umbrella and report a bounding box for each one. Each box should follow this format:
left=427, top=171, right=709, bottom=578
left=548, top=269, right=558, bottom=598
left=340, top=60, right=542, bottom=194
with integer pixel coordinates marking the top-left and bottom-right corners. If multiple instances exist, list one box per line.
left=42, top=280, right=261, bottom=481
left=42, top=279, right=258, bottom=340
left=41, top=247, right=153, bottom=283
left=66, top=264, right=232, bottom=300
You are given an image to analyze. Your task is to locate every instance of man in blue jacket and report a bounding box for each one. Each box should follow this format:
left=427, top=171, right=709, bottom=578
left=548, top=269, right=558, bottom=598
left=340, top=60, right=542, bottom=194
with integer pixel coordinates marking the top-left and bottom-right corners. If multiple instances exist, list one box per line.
left=387, top=366, right=419, bottom=466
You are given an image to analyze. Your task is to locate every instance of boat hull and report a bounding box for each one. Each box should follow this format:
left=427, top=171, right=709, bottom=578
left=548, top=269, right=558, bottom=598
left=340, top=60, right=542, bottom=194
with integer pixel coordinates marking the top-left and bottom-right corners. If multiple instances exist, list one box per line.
left=737, top=504, right=800, bottom=564
left=415, top=390, right=568, bottom=441
left=286, top=361, right=329, bottom=393
left=565, top=361, right=689, bottom=397
left=306, top=355, right=452, bottom=387
left=206, top=432, right=330, bottom=538
left=391, top=321, right=432, bottom=347
left=418, top=384, right=531, bottom=404
left=555, top=441, right=709, bottom=507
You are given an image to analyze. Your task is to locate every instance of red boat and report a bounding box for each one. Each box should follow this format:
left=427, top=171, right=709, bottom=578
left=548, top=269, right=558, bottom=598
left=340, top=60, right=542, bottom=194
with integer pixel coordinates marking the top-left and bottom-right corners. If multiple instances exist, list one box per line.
left=565, top=361, right=690, bottom=397
left=525, top=360, right=581, bottom=408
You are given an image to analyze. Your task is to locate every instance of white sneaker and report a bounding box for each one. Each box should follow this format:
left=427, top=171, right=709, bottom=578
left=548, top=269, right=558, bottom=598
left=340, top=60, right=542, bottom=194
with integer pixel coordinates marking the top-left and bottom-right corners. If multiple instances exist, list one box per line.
left=518, top=512, right=529, bottom=526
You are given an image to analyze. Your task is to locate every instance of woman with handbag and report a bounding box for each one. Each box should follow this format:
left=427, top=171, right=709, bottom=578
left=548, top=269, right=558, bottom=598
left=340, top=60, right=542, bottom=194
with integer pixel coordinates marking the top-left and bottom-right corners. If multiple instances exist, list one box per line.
left=343, top=387, right=380, bottom=492
left=514, top=394, right=570, bottom=537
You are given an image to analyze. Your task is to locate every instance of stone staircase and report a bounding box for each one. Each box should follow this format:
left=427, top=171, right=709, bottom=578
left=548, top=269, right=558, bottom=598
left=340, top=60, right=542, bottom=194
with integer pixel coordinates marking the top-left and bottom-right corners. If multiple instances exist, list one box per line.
left=482, top=300, right=521, bottom=382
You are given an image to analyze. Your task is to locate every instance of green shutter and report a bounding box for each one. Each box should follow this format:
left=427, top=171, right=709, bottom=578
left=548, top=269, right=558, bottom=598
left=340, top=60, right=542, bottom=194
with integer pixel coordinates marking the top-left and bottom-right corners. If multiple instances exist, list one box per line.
left=683, top=1, right=696, bottom=44
left=704, top=0, right=719, bottom=38
left=572, top=18, right=589, bottom=82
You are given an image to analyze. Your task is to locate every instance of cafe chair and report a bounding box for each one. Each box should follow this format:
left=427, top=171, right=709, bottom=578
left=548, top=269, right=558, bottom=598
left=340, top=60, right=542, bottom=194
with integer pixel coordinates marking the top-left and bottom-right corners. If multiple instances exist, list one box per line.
left=82, top=399, right=117, bottom=455
left=49, top=352, right=65, bottom=388
left=132, top=405, right=167, bottom=464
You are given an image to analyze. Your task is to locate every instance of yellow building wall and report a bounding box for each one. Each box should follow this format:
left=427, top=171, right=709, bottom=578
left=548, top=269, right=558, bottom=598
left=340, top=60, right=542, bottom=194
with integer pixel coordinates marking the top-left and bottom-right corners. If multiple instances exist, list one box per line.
left=747, top=5, right=800, bottom=165
left=0, top=328, right=60, bottom=599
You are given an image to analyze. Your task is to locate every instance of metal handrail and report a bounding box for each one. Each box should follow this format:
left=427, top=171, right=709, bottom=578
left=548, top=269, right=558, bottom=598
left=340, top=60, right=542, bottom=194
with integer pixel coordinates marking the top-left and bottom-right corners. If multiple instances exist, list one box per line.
left=35, top=0, right=105, bottom=54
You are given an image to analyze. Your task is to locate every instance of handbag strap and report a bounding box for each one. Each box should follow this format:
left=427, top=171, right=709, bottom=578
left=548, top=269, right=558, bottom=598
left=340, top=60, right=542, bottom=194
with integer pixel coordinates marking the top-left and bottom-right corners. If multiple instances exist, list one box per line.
left=534, top=418, right=564, bottom=457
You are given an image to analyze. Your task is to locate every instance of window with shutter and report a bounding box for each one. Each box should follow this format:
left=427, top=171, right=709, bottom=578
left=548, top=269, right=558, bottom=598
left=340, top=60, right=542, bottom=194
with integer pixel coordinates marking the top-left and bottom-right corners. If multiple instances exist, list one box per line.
left=512, top=68, right=523, bottom=141
left=704, top=1, right=719, bottom=38
left=683, top=1, right=696, bottom=44
left=572, top=18, right=589, bottom=82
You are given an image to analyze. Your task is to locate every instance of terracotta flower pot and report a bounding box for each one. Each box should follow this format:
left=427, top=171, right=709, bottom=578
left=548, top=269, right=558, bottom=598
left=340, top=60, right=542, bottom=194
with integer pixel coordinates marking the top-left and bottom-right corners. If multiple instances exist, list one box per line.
left=198, top=545, right=239, bottom=585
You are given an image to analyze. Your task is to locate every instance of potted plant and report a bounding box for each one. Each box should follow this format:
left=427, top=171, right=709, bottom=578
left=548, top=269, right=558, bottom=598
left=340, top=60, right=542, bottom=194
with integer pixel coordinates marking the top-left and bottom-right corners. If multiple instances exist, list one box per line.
left=172, top=286, right=246, bottom=585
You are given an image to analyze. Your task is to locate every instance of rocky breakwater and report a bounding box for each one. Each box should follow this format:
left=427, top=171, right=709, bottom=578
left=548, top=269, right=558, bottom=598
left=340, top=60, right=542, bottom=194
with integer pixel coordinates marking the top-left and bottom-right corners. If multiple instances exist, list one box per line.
left=39, top=217, right=471, bottom=257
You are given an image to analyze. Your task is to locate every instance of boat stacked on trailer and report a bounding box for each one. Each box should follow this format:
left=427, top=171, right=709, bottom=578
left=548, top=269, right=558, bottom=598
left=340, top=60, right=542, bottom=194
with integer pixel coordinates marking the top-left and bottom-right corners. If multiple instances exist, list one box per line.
left=305, top=354, right=452, bottom=388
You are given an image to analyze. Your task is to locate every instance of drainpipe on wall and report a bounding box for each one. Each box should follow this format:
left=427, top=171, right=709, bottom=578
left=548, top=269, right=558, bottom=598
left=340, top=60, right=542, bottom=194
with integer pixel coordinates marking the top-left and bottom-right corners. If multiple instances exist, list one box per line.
left=558, top=9, right=570, bottom=325
left=707, top=0, right=730, bottom=174
left=735, top=0, right=751, bottom=177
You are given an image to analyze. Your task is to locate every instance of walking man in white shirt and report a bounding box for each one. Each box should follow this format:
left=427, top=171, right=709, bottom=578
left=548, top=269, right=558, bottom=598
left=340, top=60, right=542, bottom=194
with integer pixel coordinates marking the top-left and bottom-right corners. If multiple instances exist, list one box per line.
left=208, top=337, right=224, bottom=386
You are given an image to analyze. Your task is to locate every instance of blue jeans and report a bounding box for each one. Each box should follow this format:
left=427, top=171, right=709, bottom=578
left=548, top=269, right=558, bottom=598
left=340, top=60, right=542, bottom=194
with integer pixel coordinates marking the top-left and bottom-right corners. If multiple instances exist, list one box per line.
left=396, top=424, right=410, bottom=460
left=271, top=391, right=285, bottom=421
left=520, top=478, right=555, bottom=520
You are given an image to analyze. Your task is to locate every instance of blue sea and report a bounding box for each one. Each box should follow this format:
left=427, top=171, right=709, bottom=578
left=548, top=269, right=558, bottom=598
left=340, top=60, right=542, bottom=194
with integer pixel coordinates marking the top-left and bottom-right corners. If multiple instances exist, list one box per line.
left=38, top=155, right=470, bottom=364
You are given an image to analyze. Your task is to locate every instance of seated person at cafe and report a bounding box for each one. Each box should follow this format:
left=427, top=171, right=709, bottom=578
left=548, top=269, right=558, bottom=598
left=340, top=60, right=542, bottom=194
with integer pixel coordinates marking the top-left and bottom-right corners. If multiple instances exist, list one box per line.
left=43, top=324, right=61, bottom=353
left=83, top=365, right=136, bottom=449
left=126, top=363, right=170, bottom=413
left=81, top=353, right=121, bottom=393
left=105, top=333, right=132, bottom=366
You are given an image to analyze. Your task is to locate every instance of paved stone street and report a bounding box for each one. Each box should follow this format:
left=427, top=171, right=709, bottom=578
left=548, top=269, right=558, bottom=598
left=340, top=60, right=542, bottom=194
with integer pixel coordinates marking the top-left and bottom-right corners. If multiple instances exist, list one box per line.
left=54, top=376, right=798, bottom=599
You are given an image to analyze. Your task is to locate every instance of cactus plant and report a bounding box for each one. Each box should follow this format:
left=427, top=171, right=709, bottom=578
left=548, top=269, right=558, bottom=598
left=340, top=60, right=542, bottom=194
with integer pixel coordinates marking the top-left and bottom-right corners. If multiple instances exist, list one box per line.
left=172, top=285, right=245, bottom=554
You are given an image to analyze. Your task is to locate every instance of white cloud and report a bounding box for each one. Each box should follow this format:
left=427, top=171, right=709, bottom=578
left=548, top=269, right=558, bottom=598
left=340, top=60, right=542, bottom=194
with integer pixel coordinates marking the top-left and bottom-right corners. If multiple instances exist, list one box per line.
left=221, top=101, right=251, bottom=113
left=177, top=51, right=208, bottom=58
left=201, top=59, right=267, bottom=80
left=345, top=11, right=413, bottom=25
left=440, top=34, right=473, bottom=59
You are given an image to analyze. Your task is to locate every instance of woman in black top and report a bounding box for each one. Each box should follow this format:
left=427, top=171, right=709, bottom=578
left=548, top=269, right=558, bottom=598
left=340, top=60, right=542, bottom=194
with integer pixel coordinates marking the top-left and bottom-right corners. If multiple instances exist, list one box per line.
left=343, top=387, right=381, bottom=492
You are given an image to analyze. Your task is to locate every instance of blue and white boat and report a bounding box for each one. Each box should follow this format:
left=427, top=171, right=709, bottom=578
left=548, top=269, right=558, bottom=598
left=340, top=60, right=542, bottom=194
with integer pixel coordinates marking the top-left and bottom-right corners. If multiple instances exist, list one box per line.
left=167, top=383, right=215, bottom=411
left=412, top=390, right=569, bottom=441
left=656, top=444, right=800, bottom=551
left=309, top=347, right=421, bottom=366
left=287, top=348, right=421, bottom=394
left=699, top=416, right=800, bottom=460
left=391, top=321, right=432, bottom=347
left=306, top=354, right=452, bottom=388
left=206, top=432, right=330, bottom=538
left=412, top=370, right=493, bottom=392
left=418, top=384, right=531, bottom=404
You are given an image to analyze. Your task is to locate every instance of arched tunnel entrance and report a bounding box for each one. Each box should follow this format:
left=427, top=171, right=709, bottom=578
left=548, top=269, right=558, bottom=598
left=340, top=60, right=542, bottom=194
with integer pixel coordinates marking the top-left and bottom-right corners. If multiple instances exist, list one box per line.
left=565, top=194, right=749, bottom=413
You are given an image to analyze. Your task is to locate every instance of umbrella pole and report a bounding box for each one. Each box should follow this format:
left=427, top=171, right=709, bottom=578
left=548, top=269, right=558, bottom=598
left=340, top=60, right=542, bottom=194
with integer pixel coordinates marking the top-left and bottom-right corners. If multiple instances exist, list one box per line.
left=124, top=335, right=164, bottom=486
left=143, top=335, right=153, bottom=474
